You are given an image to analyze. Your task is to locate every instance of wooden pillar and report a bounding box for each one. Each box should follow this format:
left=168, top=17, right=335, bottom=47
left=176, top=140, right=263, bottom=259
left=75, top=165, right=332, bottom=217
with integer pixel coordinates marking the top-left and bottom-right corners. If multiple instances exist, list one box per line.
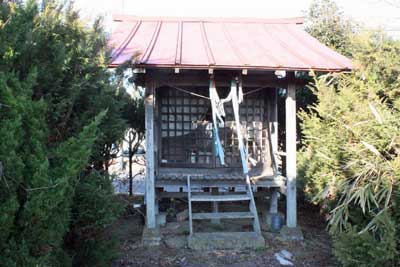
left=145, top=83, right=156, bottom=229
left=269, top=190, right=278, bottom=214
left=269, top=88, right=278, bottom=158
left=285, top=74, right=297, bottom=228
left=155, top=200, right=159, bottom=216
left=256, top=189, right=267, bottom=222
left=211, top=187, right=220, bottom=224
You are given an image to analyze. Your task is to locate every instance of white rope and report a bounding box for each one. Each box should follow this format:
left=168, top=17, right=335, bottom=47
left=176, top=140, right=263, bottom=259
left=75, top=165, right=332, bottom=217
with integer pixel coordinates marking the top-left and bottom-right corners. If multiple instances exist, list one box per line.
left=165, top=84, right=210, bottom=100
left=243, top=86, right=270, bottom=96
left=166, top=83, right=271, bottom=100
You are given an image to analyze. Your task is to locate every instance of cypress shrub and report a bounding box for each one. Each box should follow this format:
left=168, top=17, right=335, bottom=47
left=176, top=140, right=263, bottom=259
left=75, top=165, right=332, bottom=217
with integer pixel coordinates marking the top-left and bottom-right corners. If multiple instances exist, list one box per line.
left=0, top=1, right=128, bottom=265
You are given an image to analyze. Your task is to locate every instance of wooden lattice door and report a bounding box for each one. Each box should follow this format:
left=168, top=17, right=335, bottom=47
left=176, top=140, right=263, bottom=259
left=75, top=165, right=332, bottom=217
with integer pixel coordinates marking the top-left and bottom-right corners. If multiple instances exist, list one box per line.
left=159, top=86, right=270, bottom=169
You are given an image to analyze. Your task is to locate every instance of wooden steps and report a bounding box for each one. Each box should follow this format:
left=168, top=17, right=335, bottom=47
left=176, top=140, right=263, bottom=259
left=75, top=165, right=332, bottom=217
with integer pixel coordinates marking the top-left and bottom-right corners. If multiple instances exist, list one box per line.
left=192, top=211, right=254, bottom=220
left=186, top=175, right=263, bottom=246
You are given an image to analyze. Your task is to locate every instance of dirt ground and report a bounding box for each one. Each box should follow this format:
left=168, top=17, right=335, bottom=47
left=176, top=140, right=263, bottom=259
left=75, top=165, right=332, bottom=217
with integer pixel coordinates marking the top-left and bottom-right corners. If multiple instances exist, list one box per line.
left=111, top=197, right=336, bottom=267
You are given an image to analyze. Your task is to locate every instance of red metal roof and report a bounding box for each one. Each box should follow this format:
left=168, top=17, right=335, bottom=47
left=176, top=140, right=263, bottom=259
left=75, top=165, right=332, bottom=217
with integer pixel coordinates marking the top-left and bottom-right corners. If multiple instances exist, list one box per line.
left=109, top=15, right=352, bottom=71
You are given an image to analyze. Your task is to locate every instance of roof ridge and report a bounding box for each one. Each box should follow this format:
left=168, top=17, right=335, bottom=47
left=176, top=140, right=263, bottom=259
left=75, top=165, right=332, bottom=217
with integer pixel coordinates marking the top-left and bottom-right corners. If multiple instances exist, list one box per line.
left=113, top=15, right=304, bottom=24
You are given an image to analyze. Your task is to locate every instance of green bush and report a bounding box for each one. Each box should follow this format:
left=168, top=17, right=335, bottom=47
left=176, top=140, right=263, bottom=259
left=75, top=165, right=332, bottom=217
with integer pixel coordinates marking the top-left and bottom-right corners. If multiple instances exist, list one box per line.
left=301, top=1, right=400, bottom=265
left=66, top=172, right=123, bottom=267
left=70, top=235, right=119, bottom=267
left=299, top=59, right=400, bottom=266
left=333, top=224, right=397, bottom=267
left=0, top=1, right=130, bottom=265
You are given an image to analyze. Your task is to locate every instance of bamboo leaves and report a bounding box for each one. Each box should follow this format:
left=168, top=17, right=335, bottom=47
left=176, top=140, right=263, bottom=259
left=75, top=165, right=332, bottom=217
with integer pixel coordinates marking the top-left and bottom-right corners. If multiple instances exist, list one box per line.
left=299, top=69, right=400, bottom=265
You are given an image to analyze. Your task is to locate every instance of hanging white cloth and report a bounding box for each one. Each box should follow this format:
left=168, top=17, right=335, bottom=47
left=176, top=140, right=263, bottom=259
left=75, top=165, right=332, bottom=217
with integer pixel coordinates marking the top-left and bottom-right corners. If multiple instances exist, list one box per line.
left=209, top=79, right=226, bottom=165
left=209, top=78, right=249, bottom=174
left=230, top=79, right=249, bottom=174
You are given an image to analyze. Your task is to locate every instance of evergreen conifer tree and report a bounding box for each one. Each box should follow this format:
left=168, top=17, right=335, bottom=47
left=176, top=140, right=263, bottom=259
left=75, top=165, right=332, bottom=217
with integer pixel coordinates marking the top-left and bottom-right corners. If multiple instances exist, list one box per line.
left=0, top=1, right=129, bottom=265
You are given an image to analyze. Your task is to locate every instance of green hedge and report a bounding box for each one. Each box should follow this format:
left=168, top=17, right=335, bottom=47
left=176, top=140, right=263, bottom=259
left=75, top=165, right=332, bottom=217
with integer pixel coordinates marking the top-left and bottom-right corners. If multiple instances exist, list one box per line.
left=0, top=1, right=128, bottom=265
left=299, top=33, right=400, bottom=266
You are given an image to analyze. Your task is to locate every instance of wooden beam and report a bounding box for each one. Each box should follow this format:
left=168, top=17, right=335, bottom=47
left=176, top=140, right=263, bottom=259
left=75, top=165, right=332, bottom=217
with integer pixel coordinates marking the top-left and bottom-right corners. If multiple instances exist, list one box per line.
left=145, top=82, right=156, bottom=229
left=157, top=190, right=274, bottom=199
left=191, top=194, right=251, bottom=202
left=155, top=177, right=286, bottom=188
left=285, top=73, right=297, bottom=228
left=193, top=212, right=254, bottom=220
left=144, top=69, right=307, bottom=88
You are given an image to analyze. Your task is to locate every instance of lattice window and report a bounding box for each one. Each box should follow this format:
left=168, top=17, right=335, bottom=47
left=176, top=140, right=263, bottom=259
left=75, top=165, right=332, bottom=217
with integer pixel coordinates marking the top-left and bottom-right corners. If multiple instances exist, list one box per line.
left=158, top=86, right=269, bottom=168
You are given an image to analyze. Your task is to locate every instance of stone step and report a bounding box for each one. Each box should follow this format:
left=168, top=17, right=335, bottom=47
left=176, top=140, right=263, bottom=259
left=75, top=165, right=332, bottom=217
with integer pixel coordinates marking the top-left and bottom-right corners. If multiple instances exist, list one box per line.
left=188, top=232, right=265, bottom=250
left=190, top=194, right=250, bottom=202
left=192, top=212, right=254, bottom=220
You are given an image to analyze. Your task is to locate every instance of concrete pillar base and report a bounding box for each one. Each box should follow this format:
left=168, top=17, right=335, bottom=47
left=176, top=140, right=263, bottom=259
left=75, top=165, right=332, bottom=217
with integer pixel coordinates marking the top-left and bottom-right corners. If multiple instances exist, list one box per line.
left=188, top=232, right=265, bottom=250
left=280, top=226, right=304, bottom=241
left=264, top=212, right=276, bottom=228
left=142, top=227, right=161, bottom=246
left=156, top=212, right=167, bottom=227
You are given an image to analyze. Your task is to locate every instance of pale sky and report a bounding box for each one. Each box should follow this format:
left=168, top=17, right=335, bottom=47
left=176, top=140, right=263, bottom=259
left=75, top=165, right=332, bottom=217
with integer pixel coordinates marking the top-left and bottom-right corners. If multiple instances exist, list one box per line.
left=73, top=0, right=400, bottom=37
